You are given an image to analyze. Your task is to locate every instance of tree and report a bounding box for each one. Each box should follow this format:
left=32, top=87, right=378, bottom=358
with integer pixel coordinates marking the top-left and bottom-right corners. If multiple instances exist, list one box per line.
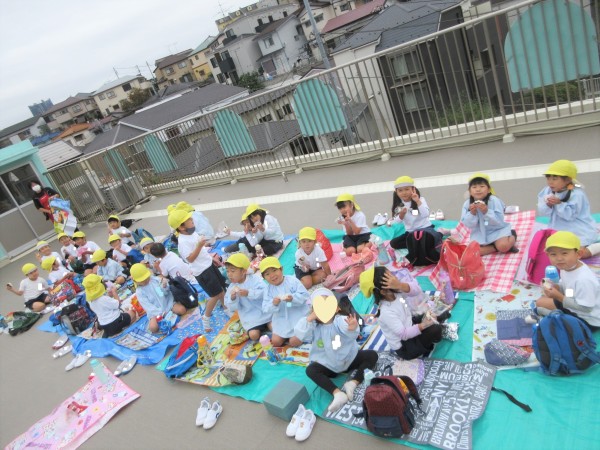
left=37, top=123, right=51, bottom=135
left=120, top=88, right=152, bottom=113
left=235, top=72, right=264, bottom=92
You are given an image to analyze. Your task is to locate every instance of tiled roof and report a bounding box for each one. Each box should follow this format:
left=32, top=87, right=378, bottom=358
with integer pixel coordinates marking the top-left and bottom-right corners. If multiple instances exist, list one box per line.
left=253, top=17, right=290, bottom=40
left=93, top=75, right=145, bottom=95
left=54, top=123, right=90, bottom=140
left=155, top=49, right=193, bottom=70
left=81, top=124, right=144, bottom=155
left=37, top=140, right=82, bottom=169
left=45, top=93, right=94, bottom=115
left=189, top=36, right=217, bottom=55
left=321, top=0, right=386, bottom=34
left=0, top=116, right=43, bottom=139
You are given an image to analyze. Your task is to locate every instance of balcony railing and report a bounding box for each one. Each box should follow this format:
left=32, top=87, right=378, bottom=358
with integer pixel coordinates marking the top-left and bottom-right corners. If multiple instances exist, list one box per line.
left=46, top=0, right=600, bottom=224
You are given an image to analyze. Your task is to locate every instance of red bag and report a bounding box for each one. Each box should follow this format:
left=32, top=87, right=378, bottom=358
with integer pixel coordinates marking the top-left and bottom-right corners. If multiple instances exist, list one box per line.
left=315, top=228, right=333, bottom=261
left=526, top=229, right=556, bottom=284
left=437, top=240, right=485, bottom=290
left=323, top=262, right=365, bottom=292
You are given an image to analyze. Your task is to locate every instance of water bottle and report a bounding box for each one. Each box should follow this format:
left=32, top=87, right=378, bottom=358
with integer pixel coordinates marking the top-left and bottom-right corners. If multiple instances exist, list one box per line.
left=254, top=244, right=265, bottom=260
left=544, top=265, right=560, bottom=290
left=438, top=270, right=455, bottom=305
left=364, top=369, right=375, bottom=386
left=238, top=243, right=251, bottom=258
left=90, top=359, right=108, bottom=384
left=196, top=335, right=214, bottom=367
left=370, top=235, right=390, bottom=266
left=259, top=335, right=280, bottom=365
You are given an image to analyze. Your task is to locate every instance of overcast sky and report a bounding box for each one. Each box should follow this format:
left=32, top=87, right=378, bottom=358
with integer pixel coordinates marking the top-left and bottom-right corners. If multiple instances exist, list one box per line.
left=0, top=0, right=254, bottom=130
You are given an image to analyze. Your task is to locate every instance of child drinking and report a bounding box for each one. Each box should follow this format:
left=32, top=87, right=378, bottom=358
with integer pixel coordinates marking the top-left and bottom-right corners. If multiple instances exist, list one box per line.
left=295, top=288, right=378, bottom=413
left=295, top=227, right=331, bottom=289
left=72, top=231, right=101, bottom=273
left=460, top=173, right=517, bottom=256
left=537, top=160, right=599, bottom=259
left=534, top=231, right=600, bottom=328
left=91, top=249, right=126, bottom=285
left=260, top=257, right=309, bottom=347
left=83, top=274, right=136, bottom=337
left=335, top=193, right=371, bottom=256
left=223, top=218, right=262, bottom=255
left=224, top=253, right=271, bottom=341
left=6, top=264, right=51, bottom=312
left=360, top=267, right=449, bottom=359
left=244, top=203, right=284, bottom=256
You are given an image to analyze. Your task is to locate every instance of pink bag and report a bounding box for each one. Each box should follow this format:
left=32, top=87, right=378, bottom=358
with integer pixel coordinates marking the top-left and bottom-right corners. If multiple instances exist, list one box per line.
left=324, top=262, right=365, bottom=292
left=436, top=240, right=485, bottom=290
left=525, top=229, right=556, bottom=285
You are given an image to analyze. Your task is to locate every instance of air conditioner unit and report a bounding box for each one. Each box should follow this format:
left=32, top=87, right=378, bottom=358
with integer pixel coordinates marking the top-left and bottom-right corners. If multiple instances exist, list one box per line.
left=247, top=5, right=253, bottom=10
left=236, top=11, right=241, bottom=16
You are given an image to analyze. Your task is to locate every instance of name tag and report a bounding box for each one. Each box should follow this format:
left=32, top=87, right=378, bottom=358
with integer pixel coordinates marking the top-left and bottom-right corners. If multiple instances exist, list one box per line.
left=565, top=288, right=574, bottom=298
left=38, top=283, right=44, bottom=290
left=412, top=209, right=419, bottom=216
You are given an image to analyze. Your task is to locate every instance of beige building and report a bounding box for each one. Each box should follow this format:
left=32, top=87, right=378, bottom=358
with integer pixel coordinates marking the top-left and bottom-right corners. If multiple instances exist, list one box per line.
left=189, top=36, right=217, bottom=83
left=93, top=75, right=153, bottom=116
left=43, top=94, right=101, bottom=131
left=153, top=49, right=195, bottom=90
left=53, top=123, right=95, bottom=147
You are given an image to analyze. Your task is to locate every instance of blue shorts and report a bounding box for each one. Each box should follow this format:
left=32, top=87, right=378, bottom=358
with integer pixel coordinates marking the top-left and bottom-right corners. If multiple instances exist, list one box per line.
left=343, top=232, right=371, bottom=249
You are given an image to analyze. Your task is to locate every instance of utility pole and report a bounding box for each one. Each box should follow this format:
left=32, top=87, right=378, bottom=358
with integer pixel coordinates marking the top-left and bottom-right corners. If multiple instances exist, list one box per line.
left=302, top=0, right=331, bottom=69
left=113, top=67, right=119, bottom=78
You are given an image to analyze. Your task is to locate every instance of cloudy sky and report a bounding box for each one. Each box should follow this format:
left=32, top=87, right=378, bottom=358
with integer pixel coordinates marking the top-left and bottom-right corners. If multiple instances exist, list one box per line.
left=0, top=0, right=254, bottom=130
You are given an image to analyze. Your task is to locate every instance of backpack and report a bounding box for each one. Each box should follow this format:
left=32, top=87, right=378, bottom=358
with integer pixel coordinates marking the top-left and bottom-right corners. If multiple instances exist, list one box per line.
left=533, top=310, right=600, bottom=375
left=324, top=262, right=365, bottom=292
left=164, top=335, right=200, bottom=378
left=315, top=228, right=333, bottom=261
left=359, top=374, right=422, bottom=438
left=7, top=311, right=41, bottom=336
left=131, top=228, right=155, bottom=244
left=168, top=275, right=199, bottom=309
left=406, top=229, right=442, bottom=266
left=436, top=240, right=485, bottom=290
left=525, top=229, right=556, bottom=284
left=59, top=296, right=95, bottom=335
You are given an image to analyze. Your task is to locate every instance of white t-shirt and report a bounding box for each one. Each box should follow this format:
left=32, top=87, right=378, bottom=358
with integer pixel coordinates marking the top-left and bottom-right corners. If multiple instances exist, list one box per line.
left=560, top=263, right=600, bottom=326
left=177, top=233, right=213, bottom=276
left=77, top=241, right=100, bottom=264
left=112, top=243, right=133, bottom=262
left=110, top=226, right=132, bottom=238
left=159, top=251, right=196, bottom=283
left=347, top=210, right=370, bottom=234
left=89, top=295, right=121, bottom=326
left=295, top=246, right=327, bottom=270
left=61, top=244, right=78, bottom=259
left=49, top=267, right=71, bottom=285
left=19, top=277, right=49, bottom=301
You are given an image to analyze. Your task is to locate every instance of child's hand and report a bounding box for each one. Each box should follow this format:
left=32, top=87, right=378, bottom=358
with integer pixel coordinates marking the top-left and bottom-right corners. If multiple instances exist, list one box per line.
left=477, top=203, right=488, bottom=214
left=420, top=317, right=435, bottom=330
left=307, top=310, right=318, bottom=322
left=546, top=195, right=561, bottom=206
left=238, top=289, right=249, bottom=297
left=6, top=283, right=13, bottom=292
left=346, top=313, right=359, bottom=331
left=542, top=284, right=564, bottom=301
left=399, top=207, right=407, bottom=220
left=273, top=297, right=281, bottom=306
left=381, top=272, right=403, bottom=291
left=411, top=190, right=419, bottom=202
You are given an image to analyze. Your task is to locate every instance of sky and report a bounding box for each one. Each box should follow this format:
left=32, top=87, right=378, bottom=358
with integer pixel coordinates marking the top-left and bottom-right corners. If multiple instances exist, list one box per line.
left=0, top=0, right=254, bottom=130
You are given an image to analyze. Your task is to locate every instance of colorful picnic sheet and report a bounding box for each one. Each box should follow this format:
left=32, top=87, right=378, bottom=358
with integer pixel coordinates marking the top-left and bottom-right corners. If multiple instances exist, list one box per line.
left=7, top=362, right=139, bottom=450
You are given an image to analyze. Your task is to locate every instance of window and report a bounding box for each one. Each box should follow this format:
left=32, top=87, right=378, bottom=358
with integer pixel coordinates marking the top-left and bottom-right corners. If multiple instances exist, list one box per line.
left=315, top=14, right=324, bottom=23
left=340, top=3, right=350, bottom=11
left=401, top=85, right=432, bottom=112
left=276, top=103, right=293, bottom=119
left=195, top=55, right=199, bottom=60
left=165, top=67, right=175, bottom=75
left=1, top=164, right=39, bottom=207
left=390, top=52, right=421, bottom=79
left=199, top=70, right=205, bottom=76
left=107, top=90, right=116, bottom=99
left=99, top=94, right=106, bottom=100
left=60, top=109, right=68, bottom=115
left=113, top=104, right=120, bottom=110
left=74, top=134, right=84, bottom=142
left=268, top=15, right=273, bottom=22
left=165, top=126, right=180, bottom=139
left=0, top=182, right=15, bottom=214
left=72, top=104, right=82, bottom=113
left=217, top=73, right=226, bottom=83
left=258, top=114, right=273, bottom=123
left=210, top=58, right=218, bottom=68
left=178, top=61, right=187, bottom=69
left=264, top=37, right=274, bottom=48
left=283, top=11, right=288, bottom=17
left=480, top=47, right=493, bottom=71
left=122, top=83, right=132, bottom=92
left=226, top=29, right=235, bottom=38
left=258, top=18, right=263, bottom=26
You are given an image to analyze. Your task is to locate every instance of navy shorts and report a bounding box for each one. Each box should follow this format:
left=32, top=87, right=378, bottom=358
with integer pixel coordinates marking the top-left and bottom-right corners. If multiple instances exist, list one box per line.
left=24, top=293, right=48, bottom=309
left=247, top=323, right=270, bottom=334
left=101, top=312, right=131, bottom=338
left=294, top=265, right=320, bottom=280
left=343, top=232, right=371, bottom=249
left=196, top=264, right=227, bottom=297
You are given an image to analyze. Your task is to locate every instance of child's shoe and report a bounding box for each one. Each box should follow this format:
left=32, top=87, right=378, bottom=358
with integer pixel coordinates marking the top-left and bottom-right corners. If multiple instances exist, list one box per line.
left=295, top=409, right=316, bottom=442
left=195, top=397, right=211, bottom=426
left=327, top=391, right=349, bottom=413
left=202, top=315, right=213, bottom=332
left=203, top=401, right=223, bottom=430
left=372, top=213, right=382, bottom=225
left=435, top=209, right=445, bottom=220
left=53, top=344, right=73, bottom=359
left=52, top=335, right=69, bottom=350
left=286, top=404, right=306, bottom=437
left=376, top=213, right=388, bottom=227
left=342, top=380, right=358, bottom=401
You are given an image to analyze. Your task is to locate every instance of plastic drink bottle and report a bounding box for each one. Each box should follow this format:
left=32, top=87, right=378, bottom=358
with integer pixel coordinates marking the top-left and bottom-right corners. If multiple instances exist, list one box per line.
left=254, top=244, right=265, bottom=260
left=438, top=270, right=455, bottom=305
left=259, top=335, right=280, bottom=365
left=544, top=266, right=560, bottom=290
left=364, top=369, right=375, bottom=385
left=196, top=335, right=214, bottom=367
left=90, top=359, right=108, bottom=384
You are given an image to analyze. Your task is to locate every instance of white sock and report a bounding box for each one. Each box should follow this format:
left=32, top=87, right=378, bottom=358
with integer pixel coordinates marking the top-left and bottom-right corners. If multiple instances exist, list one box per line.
left=586, top=242, right=600, bottom=257
left=328, top=391, right=349, bottom=413
left=343, top=381, right=358, bottom=402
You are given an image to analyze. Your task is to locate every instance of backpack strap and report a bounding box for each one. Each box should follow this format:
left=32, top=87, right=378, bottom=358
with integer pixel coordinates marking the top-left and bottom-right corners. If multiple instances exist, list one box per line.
left=539, top=312, right=569, bottom=375
left=398, top=375, right=422, bottom=406
left=563, top=314, right=600, bottom=366
left=491, top=387, right=532, bottom=412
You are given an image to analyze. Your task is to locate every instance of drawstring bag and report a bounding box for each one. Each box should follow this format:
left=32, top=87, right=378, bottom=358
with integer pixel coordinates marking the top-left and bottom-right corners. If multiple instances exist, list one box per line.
left=435, top=240, right=485, bottom=290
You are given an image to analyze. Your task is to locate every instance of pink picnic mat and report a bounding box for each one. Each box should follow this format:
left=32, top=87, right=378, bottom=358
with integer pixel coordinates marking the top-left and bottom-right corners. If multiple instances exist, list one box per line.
left=7, top=363, right=139, bottom=450
left=431, top=210, right=536, bottom=293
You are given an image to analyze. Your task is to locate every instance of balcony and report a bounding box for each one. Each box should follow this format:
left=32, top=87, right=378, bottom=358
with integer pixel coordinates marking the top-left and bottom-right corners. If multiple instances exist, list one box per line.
left=217, top=56, right=236, bottom=73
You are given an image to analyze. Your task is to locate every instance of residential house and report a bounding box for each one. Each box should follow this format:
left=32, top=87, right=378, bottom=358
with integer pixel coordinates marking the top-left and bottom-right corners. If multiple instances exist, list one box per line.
left=43, top=93, right=101, bottom=131
left=254, top=16, right=307, bottom=77
left=93, top=75, right=154, bottom=116
left=214, top=0, right=296, bottom=31
left=54, top=123, right=95, bottom=147
left=37, top=140, right=83, bottom=170
left=189, top=36, right=218, bottom=83
left=153, top=49, right=195, bottom=90
left=0, top=116, right=47, bottom=149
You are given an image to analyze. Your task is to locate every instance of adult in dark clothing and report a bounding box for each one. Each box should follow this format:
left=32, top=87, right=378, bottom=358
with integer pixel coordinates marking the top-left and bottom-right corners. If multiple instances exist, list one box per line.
left=29, top=180, right=59, bottom=222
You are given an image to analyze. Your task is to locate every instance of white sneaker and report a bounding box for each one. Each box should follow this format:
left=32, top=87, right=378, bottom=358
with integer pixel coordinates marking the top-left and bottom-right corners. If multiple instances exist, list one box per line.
left=376, top=213, right=388, bottom=227
left=343, top=380, right=358, bottom=401
left=195, top=397, right=211, bottom=426
left=435, top=209, right=445, bottom=220
left=203, top=401, right=223, bottom=430
left=327, top=391, right=349, bottom=413
left=372, top=213, right=382, bottom=225
left=286, top=404, right=306, bottom=437
left=202, top=315, right=213, bottom=332
left=295, top=409, right=316, bottom=442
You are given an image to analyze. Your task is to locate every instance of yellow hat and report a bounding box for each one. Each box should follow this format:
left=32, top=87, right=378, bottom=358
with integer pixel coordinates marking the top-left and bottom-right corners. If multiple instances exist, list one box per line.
left=359, top=267, right=375, bottom=298
left=82, top=274, right=106, bottom=301
left=335, top=193, right=360, bottom=210
left=140, top=237, right=155, bottom=248
left=168, top=210, right=192, bottom=230
left=298, top=227, right=317, bottom=241
left=130, top=263, right=151, bottom=283
left=108, top=234, right=121, bottom=243
left=259, top=256, right=282, bottom=273
left=41, top=256, right=57, bottom=271
left=166, top=204, right=177, bottom=213
left=176, top=201, right=194, bottom=213
left=36, top=240, right=50, bottom=250
left=57, top=232, right=69, bottom=240
left=22, top=263, right=38, bottom=275
left=107, top=215, right=120, bottom=222
left=545, top=231, right=581, bottom=250
left=72, top=231, right=86, bottom=239
left=544, top=160, right=577, bottom=180
left=91, top=249, right=107, bottom=263
left=243, top=203, right=263, bottom=220
left=226, top=253, right=250, bottom=270
left=468, top=173, right=495, bottom=195
left=394, top=176, right=414, bottom=189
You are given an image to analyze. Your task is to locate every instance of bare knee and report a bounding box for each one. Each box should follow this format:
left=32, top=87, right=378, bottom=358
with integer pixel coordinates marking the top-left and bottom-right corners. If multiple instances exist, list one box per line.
left=344, top=247, right=356, bottom=256
left=248, top=329, right=261, bottom=341
left=172, top=303, right=187, bottom=316
left=271, top=334, right=285, bottom=347
left=288, top=336, right=302, bottom=347
left=300, top=276, right=312, bottom=289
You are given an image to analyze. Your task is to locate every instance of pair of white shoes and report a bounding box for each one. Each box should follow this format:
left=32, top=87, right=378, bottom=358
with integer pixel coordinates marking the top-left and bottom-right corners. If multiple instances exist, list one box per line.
left=371, top=213, right=389, bottom=226
left=65, top=350, right=92, bottom=371
left=286, top=404, right=316, bottom=442
left=429, top=209, right=445, bottom=220
left=195, top=397, right=223, bottom=430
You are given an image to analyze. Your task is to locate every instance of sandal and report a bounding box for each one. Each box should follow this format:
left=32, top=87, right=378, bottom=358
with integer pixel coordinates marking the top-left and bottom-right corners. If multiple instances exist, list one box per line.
left=53, top=344, right=73, bottom=359
left=52, top=335, right=69, bottom=350
left=114, top=356, right=137, bottom=376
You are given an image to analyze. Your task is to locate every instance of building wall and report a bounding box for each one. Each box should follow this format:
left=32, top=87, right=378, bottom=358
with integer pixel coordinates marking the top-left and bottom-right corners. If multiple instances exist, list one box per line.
left=156, top=59, right=196, bottom=89
left=94, top=78, right=153, bottom=115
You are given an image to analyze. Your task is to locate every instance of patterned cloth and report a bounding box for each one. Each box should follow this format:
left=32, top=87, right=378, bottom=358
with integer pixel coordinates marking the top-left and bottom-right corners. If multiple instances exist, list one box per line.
left=431, top=210, right=536, bottom=293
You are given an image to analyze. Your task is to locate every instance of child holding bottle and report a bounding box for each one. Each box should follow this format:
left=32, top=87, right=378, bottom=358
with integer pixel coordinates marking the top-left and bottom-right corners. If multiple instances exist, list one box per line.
left=335, top=193, right=371, bottom=256
left=295, top=227, right=331, bottom=289
left=6, top=263, right=51, bottom=312
left=244, top=203, right=285, bottom=256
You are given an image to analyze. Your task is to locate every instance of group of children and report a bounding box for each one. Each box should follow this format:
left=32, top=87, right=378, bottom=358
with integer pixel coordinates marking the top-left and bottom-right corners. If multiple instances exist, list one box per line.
left=5, top=159, right=599, bottom=412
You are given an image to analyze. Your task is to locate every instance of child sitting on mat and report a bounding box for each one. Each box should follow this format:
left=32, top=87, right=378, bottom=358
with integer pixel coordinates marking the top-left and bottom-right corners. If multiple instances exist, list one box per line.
left=224, top=253, right=271, bottom=341
left=335, top=193, right=371, bottom=257
left=295, top=288, right=378, bottom=413
left=294, top=227, right=330, bottom=289
left=460, top=173, right=517, bottom=256
left=534, top=231, right=600, bottom=329
left=6, top=263, right=51, bottom=312
left=260, top=257, right=309, bottom=347
left=91, top=249, right=127, bottom=286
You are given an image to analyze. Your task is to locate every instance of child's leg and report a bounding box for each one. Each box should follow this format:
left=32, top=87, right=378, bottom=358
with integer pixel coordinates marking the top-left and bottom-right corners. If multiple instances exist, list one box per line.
left=396, top=325, right=443, bottom=359
left=149, top=316, right=160, bottom=333
left=389, top=232, right=408, bottom=250
left=247, top=323, right=269, bottom=341
left=311, top=269, right=326, bottom=286
left=196, top=265, right=227, bottom=321
left=271, top=333, right=286, bottom=347
left=346, top=350, right=378, bottom=385
left=172, top=303, right=187, bottom=316
left=492, top=235, right=517, bottom=254
left=344, top=246, right=357, bottom=256
left=536, top=296, right=558, bottom=312
left=259, top=239, right=283, bottom=256
left=30, top=301, right=47, bottom=312
left=306, top=362, right=339, bottom=395
left=204, top=291, right=223, bottom=318
left=356, top=243, right=367, bottom=253
left=300, top=275, right=312, bottom=289
left=287, top=336, right=303, bottom=347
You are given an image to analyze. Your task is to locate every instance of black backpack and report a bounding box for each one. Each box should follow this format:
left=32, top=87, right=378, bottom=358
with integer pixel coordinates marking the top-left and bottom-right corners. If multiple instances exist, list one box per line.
left=169, top=276, right=199, bottom=309
left=59, top=303, right=94, bottom=335
left=406, top=229, right=441, bottom=266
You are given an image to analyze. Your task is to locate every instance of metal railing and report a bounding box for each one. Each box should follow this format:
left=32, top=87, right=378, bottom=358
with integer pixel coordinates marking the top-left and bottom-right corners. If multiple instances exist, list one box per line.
left=46, top=0, right=600, bottom=223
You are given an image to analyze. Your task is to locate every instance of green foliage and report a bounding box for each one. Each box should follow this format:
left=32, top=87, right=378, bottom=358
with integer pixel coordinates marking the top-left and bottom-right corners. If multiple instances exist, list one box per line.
left=235, top=72, right=265, bottom=92
left=37, top=123, right=51, bottom=135
left=530, top=81, right=581, bottom=105
left=120, top=88, right=152, bottom=112
left=429, top=92, right=497, bottom=128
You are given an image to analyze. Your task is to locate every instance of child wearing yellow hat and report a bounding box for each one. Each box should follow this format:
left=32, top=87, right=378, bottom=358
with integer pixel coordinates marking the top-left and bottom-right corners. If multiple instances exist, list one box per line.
left=71, top=231, right=101, bottom=273
left=41, top=256, right=75, bottom=287
left=295, top=227, right=331, bottom=289
left=107, top=215, right=132, bottom=241
left=460, top=173, right=517, bottom=256
left=260, top=256, right=309, bottom=347
left=223, top=218, right=261, bottom=255
left=538, top=160, right=599, bottom=259
left=83, top=274, right=137, bottom=337
left=175, top=201, right=215, bottom=243
left=91, top=249, right=127, bottom=285
left=223, top=253, right=271, bottom=341
left=35, top=240, right=66, bottom=269
left=6, top=264, right=51, bottom=312
left=534, top=231, right=600, bottom=328
left=239, top=203, right=284, bottom=256
left=58, top=233, right=78, bottom=267
left=335, top=193, right=371, bottom=257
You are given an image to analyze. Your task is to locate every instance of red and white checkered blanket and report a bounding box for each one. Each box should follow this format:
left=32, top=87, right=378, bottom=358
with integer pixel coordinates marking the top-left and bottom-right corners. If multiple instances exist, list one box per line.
left=430, top=210, right=536, bottom=293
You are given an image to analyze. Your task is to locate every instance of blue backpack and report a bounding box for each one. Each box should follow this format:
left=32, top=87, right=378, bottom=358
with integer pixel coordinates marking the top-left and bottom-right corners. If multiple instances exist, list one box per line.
left=533, top=311, right=600, bottom=375
left=163, top=335, right=200, bottom=378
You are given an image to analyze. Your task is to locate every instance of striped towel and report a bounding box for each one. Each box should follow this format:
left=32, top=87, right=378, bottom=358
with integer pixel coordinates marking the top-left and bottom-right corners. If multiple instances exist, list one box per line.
left=431, top=210, right=536, bottom=293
